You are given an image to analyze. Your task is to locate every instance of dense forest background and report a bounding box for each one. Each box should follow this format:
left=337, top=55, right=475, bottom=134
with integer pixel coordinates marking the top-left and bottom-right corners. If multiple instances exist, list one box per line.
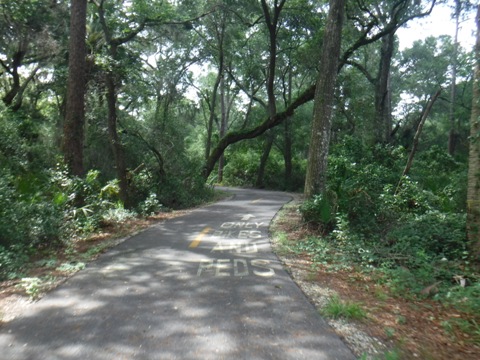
left=1, top=0, right=479, bottom=326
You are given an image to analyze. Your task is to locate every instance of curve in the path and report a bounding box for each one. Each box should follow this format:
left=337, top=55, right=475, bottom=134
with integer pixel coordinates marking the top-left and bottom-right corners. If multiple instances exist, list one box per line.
left=0, top=187, right=355, bottom=360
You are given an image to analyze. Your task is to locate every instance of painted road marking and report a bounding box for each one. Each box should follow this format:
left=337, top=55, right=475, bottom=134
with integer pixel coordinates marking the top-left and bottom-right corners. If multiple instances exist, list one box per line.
left=196, top=259, right=275, bottom=277
left=190, top=219, right=274, bottom=277
left=211, top=242, right=258, bottom=253
left=188, top=227, right=212, bottom=248
left=251, top=198, right=262, bottom=203
left=220, top=222, right=265, bottom=229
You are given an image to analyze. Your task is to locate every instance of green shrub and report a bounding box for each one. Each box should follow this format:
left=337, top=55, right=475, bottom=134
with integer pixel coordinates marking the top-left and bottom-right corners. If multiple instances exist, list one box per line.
left=386, top=211, right=467, bottom=262
left=137, top=193, right=165, bottom=216
left=0, top=245, right=31, bottom=280
left=154, top=172, right=214, bottom=209
left=299, top=191, right=338, bottom=233
left=443, top=282, right=480, bottom=314
left=325, top=138, right=407, bottom=237
left=101, top=207, right=137, bottom=225
left=0, top=170, right=64, bottom=247
left=49, top=167, right=124, bottom=235
left=299, top=137, right=472, bottom=304
left=222, top=147, right=260, bottom=187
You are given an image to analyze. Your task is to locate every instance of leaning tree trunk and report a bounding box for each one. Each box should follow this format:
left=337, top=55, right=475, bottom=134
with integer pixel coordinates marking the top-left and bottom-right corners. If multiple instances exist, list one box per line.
left=63, top=0, right=87, bottom=177
left=202, top=85, right=316, bottom=180
left=304, top=0, right=345, bottom=198
left=467, top=5, right=480, bottom=263
left=205, top=12, right=226, bottom=162
left=396, top=89, right=442, bottom=193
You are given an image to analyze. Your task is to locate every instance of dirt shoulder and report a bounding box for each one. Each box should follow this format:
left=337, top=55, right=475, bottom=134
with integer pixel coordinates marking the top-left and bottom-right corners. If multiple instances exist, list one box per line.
left=270, top=197, right=480, bottom=360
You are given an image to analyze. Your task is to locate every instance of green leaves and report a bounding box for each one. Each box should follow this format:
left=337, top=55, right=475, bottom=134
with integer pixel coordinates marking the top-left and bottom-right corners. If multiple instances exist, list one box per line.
left=299, top=191, right=338, bottom=232
left=298, top=134, right=473, bottom=302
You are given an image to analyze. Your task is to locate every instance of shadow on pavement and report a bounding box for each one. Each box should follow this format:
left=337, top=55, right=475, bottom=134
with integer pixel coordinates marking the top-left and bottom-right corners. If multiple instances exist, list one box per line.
left=0, top=188, right=355, bottom=360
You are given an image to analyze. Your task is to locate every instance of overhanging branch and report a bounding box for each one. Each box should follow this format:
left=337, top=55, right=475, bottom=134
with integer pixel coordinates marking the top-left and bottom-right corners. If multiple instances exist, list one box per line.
left=202, top=84, right=315, bottom=179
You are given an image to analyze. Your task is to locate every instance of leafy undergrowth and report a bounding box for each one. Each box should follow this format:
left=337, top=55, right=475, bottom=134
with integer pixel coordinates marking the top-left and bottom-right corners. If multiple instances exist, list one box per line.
left=271, top=200, right=480, bottom=360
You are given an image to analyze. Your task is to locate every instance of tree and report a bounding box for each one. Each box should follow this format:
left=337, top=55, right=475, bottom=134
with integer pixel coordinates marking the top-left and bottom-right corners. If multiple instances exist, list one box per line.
left=203, top=3, right=227, bottom=161
left=0, top=1, right=66, bottom=111
left=467, top=4, right=480, bottom=262
left=255, top=0, right=286, bottom=188
left=448, top=0, right=476, bottom=155
left=91, top=0, right=175, bottom=206
left=136, top=35, right=200, bottom=182
left=448, top=0, right=462, bottom=155
left=202, top=84, right=316, bottom=180
left=94, top=0, right=131, bottom=206
left=343, top=0, right=437, bottom=144
left=397, top=88, right=442, bottom=189
left=304, top=0, right=345, bottom=198
left=394, top=35, right=472, bottom=151
left=63, top=0, right=88, bottom=177
left=201, top=1, right=441, bottom=181
left=201, top=0, right=323, bottom=181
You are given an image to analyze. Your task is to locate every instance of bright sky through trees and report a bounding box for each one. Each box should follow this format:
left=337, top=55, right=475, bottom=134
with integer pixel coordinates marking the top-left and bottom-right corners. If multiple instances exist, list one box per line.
left=397, top=2, right=476, bottom=50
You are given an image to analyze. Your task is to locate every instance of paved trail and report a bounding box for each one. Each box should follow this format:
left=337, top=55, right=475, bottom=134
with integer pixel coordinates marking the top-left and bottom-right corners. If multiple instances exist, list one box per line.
left=0, top=188, right=355, bottom=359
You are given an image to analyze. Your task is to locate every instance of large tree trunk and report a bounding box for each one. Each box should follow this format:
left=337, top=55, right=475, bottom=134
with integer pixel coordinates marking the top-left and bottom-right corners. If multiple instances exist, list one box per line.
left=304, top=0, right=345, bottom=198
left=63, top=0, right=87, bottom=176
left=205, top=66, right=223, bottom=160
left=106, top=68, right=129, bottom=207
left=94, top=0, right=149, bottom=207
left=467, top=5, right=480, bottom=263
left=205, top=12, right=226, bottom=161
left=374, top=32, right=395, bottom=144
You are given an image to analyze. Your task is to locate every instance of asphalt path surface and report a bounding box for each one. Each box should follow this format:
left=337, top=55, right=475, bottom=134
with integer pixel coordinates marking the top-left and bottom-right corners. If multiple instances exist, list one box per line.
left=0, top=187, right=355, bottom=359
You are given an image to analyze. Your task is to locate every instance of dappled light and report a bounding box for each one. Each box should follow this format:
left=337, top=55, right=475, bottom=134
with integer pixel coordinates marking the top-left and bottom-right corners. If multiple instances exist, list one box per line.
left=0, top=188, right=354, bottom=359
left=1, top=1, right=479, bottom=358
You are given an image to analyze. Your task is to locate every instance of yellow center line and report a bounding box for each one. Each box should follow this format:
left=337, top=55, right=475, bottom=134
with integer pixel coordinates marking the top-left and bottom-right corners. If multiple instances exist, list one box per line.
left=188, top=227, right=212, bottom=248
left=251, top=198, right=262, bottom=203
